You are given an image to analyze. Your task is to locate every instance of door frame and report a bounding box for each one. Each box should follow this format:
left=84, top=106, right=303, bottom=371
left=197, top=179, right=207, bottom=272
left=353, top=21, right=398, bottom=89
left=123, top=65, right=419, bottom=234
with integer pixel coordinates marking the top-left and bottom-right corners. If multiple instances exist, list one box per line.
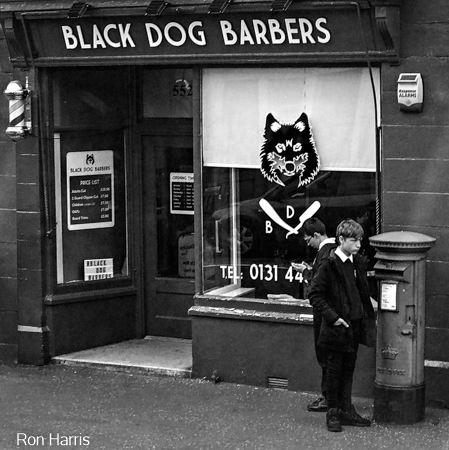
left=131, top=67, right=202, bottom=338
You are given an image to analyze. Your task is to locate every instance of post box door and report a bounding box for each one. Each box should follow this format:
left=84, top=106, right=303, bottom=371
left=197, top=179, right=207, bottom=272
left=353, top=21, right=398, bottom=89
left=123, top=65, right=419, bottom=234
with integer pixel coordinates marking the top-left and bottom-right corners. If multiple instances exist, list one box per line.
left=376, top=279, right=422, bottom=386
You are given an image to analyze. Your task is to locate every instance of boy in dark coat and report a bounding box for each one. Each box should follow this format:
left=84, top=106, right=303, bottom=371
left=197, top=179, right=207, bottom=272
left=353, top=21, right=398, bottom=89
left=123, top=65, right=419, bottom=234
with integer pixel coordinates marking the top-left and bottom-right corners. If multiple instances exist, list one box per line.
left=292, top=218, right=337, bottom=412
left=308, top=219, right=376, bottom=432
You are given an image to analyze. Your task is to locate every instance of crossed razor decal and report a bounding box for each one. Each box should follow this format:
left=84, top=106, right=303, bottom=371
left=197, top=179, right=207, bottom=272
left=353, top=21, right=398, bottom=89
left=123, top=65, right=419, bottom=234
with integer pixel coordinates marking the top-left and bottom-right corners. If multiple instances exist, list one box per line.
left=259, top=199, right=321, bottom=238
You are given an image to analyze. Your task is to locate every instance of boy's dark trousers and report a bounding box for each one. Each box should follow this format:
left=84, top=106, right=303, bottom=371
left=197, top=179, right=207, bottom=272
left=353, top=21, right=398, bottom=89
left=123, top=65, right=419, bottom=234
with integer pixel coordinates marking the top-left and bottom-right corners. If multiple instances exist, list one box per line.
left=313, top=311, right=328, bottom=399
left=325, top=320, right=361, bottom=412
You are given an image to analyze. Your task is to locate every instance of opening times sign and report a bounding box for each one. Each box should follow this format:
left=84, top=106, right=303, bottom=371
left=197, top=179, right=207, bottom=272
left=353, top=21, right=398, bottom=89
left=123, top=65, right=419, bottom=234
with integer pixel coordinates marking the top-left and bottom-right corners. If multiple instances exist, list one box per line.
left=67, top=150, right=115, bottom=231
left=170, top=172, right=194, bottom=215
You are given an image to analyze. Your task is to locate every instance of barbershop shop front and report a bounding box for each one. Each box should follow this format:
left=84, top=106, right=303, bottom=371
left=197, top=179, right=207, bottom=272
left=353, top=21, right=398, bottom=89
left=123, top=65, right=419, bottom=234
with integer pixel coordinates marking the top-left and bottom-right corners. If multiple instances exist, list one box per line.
left=1, top=0, right=400, bottom=395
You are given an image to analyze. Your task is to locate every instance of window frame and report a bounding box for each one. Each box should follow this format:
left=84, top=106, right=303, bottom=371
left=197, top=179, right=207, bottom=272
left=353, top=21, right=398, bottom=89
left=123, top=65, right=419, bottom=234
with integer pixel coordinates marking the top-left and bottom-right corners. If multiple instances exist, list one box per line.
left=199, top=66, right=380, bottom=301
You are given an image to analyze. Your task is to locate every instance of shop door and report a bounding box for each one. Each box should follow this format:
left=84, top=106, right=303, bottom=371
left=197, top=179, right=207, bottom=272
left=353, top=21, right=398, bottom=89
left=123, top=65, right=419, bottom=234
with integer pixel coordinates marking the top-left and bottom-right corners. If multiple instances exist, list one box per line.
left=142, top=121, right=194, bottom=339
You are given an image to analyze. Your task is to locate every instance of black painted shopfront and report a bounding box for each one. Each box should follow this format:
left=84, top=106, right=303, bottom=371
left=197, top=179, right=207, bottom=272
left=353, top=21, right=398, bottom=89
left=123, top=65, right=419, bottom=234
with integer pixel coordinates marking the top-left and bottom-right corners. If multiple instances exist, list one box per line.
left=1, top=0, right=401, bottom=396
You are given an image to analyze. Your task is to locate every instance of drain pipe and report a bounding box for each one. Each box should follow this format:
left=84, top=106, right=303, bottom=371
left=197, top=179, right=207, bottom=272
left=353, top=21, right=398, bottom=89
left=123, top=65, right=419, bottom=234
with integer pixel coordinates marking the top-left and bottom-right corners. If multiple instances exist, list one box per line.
left=351, top=1, right=382, bottom=235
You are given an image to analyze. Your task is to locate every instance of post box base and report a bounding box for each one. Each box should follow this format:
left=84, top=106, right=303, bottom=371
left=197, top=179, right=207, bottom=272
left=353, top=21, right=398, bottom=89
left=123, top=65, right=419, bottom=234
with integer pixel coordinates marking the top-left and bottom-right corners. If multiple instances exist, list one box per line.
left=373, top=382, right=425, bottom=424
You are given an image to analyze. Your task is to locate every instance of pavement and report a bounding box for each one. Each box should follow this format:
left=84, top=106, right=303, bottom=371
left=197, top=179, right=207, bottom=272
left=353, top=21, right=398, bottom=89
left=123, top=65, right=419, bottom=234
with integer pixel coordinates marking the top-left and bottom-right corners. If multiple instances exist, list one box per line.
left=1, top=337, right=449, bottom=450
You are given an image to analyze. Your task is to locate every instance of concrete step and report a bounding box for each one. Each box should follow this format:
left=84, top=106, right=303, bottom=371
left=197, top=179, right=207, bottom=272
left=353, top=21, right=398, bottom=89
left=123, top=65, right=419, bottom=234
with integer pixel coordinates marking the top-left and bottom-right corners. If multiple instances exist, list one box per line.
left=52, top=336, right=192, bottom=378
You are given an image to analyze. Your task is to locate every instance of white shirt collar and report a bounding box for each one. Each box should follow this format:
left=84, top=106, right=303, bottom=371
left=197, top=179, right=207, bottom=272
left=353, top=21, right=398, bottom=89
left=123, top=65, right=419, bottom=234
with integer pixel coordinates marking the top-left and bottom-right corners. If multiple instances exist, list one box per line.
left=318, top=237, right=336, bottom=251
left=335, top=247, right=353, bottom=263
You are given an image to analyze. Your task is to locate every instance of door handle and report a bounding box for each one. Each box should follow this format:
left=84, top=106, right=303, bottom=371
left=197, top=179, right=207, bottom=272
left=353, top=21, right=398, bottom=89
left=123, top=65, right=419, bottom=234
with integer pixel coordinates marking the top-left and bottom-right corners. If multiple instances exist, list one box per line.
left=215, top=220, right=222, bottom=254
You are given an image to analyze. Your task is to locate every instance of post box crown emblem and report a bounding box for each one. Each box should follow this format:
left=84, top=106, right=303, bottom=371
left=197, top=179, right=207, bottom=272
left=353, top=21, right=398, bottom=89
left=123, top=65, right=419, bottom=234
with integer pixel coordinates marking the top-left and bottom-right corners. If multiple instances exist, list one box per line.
left=381, top=345, right=399, bottom=360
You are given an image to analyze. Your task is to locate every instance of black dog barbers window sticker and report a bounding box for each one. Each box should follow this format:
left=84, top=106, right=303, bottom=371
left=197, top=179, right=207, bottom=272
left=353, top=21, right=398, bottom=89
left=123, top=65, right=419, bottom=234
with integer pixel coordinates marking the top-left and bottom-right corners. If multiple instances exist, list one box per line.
left=259, top=112, right=321, bottom=238
left=260, top=112, right=320, bottom=187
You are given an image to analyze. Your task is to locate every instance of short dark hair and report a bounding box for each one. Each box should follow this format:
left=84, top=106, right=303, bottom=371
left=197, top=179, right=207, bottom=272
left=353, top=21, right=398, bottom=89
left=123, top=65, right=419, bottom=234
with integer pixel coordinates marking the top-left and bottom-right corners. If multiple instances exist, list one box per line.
left=336, top=219, right=364, bottom=241
left=302, top=218, right=326, bottom=236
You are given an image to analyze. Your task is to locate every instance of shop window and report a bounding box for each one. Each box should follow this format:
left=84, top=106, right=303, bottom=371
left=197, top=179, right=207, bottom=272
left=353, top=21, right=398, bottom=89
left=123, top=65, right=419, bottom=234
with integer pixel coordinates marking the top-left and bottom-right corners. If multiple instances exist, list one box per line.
left=202, top=67, right=379, bottom=299
left=52, top=68, right=129, bottom=285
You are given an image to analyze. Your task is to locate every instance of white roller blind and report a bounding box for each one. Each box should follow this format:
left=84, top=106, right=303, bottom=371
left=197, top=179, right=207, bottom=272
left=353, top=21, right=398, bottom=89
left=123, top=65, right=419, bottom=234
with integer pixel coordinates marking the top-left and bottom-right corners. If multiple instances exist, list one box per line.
left=202, top=67, right=379, bottom=171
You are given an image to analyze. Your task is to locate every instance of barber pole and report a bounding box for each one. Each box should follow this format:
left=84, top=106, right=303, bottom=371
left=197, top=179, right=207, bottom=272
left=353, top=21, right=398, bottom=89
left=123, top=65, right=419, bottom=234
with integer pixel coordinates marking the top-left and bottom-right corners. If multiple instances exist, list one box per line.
left=3, top=80, right=28, bottom=140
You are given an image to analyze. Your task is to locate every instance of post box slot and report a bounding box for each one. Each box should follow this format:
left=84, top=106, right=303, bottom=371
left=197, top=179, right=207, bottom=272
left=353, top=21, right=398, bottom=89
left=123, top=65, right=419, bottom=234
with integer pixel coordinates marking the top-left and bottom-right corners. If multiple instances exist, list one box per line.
left=374, top=261, right=410, bottom=282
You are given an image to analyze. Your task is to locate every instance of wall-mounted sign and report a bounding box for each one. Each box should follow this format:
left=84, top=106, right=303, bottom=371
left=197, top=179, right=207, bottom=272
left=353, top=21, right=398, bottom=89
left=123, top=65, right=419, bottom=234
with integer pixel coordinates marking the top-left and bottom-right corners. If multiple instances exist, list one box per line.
left=20, top=8, right=392, bottom=65
left=67, top=150, right=114, bottom=230
left=380, top=281, right=398, bottom=311
left=397, top=73, right=423, bottom=112
left=170, top=172, right=194, bottom=215
left=84, top=258, right=113, bottom=281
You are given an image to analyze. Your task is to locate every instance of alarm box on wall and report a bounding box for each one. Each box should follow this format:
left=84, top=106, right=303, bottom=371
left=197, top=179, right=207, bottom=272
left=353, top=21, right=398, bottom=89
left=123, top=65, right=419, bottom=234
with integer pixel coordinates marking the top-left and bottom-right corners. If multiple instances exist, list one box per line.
left=397, top=73, right=423, bottom=112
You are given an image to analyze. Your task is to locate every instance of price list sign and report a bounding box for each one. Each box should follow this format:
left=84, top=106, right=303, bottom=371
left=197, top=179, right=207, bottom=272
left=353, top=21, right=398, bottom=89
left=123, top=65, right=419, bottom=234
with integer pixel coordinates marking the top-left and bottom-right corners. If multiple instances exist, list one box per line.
left=67, top=150, right=115, bottom=231
left=170, top=172, right=194, bottom=215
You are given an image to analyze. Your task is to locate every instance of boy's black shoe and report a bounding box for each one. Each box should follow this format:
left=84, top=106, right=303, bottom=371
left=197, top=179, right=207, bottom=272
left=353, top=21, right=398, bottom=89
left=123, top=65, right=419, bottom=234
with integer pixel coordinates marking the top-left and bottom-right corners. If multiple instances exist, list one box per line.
left=326, top=408, right=343, bottom=432
left=307, top=396, right=328, bottom=412
left=339, top=405, right=371, bottom=427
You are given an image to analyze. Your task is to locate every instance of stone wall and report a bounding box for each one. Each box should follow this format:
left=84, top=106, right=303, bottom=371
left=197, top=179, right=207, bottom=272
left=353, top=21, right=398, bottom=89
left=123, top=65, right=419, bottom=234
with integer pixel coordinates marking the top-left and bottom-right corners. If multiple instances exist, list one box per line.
left=381, top=1, right=449, bottom=406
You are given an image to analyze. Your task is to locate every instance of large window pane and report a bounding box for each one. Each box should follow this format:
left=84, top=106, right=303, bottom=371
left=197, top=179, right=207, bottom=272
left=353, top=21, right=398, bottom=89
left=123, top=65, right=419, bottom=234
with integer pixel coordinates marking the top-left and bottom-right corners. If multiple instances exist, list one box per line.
left=201, top=67, right=378, bottom=300
left=53, top=68, right=129, bottom=285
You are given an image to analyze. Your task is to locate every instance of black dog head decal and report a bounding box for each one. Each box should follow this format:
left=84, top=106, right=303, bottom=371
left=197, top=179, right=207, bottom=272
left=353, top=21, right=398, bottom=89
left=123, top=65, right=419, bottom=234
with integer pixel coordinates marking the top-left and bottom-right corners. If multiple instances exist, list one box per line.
left=86, top=154, right=95, bottom=165
left=260, top=113, right=320, bottom=187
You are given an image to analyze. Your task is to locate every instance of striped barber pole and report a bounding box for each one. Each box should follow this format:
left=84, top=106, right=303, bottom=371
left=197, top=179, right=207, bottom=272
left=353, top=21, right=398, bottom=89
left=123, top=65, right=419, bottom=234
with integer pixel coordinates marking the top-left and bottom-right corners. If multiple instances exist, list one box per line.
left=3, top=80, right=27, bottom=140
left=9, top=95, right=25, bottom=127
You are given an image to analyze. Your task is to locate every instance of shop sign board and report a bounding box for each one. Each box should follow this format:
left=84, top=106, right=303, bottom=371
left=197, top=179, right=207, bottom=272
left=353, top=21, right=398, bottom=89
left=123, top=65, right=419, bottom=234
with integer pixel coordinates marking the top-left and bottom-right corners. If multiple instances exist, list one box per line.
left=23, top=9, right=381, bottom=63
left=67, top=150, right=114, bottom=230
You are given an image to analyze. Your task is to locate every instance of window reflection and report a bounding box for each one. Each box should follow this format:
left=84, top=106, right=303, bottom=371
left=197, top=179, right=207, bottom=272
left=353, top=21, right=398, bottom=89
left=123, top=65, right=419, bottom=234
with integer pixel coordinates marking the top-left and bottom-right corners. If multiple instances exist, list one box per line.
left=203, top=168, right=376, bottom=299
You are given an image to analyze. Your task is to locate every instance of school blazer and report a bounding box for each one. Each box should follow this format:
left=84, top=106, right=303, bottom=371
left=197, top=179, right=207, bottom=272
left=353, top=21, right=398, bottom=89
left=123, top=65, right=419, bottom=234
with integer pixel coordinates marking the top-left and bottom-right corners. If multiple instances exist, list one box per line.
left=308, top=249, right=376, bottom=352
left=303, top=241, right=337, bottom=299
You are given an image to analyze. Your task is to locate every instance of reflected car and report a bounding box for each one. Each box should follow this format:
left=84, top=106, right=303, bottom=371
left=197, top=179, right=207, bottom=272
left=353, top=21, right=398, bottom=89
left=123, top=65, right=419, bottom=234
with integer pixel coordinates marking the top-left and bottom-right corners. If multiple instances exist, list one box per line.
left=210, top=171, right=376, bottom=258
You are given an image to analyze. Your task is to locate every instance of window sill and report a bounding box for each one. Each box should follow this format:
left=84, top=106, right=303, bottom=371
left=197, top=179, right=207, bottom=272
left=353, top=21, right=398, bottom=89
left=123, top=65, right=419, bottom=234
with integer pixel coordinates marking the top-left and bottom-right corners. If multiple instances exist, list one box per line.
left=205, top=285, right=256, bottom=298
left=194, top=291, right=312, bottom=317
left=189, top=305, right=313, bottom=324
left=45, top=286, right=137, bottom=305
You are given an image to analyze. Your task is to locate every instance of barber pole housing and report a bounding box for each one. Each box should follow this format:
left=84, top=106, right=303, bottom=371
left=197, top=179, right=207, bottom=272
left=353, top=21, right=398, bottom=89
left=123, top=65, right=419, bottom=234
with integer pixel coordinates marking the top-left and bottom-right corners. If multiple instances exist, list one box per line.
left=3, top=80, right=30, bottom=140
